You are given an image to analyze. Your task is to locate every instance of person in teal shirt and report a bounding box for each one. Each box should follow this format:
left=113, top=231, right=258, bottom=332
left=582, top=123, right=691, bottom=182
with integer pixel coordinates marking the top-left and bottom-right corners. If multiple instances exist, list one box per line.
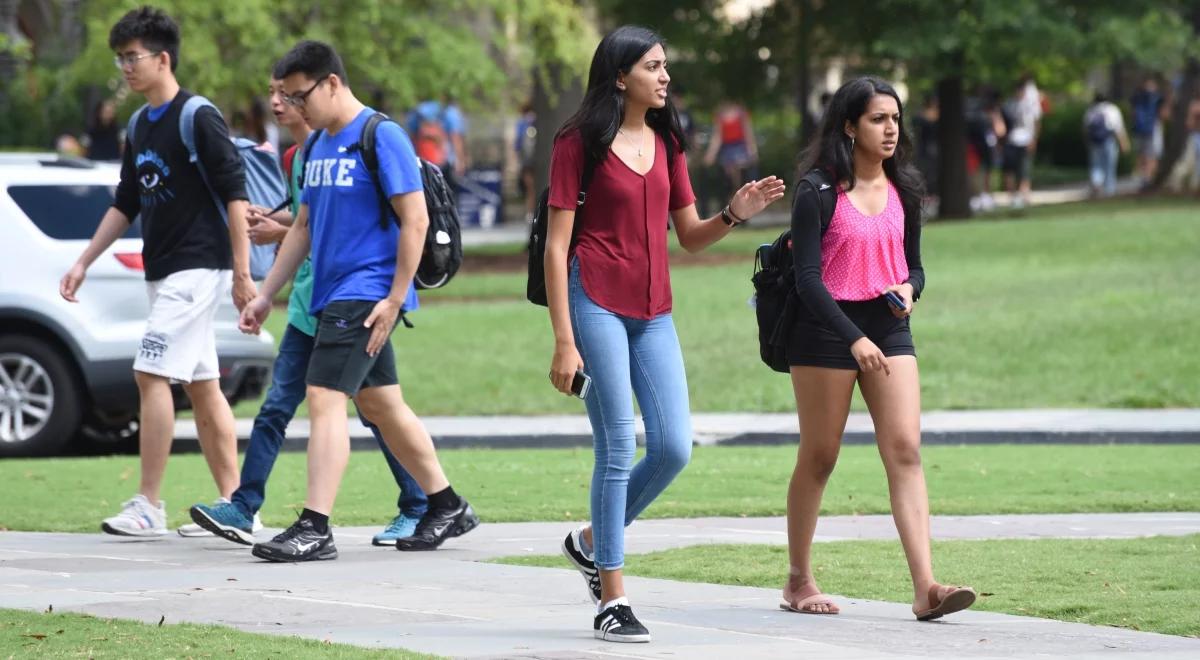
left=189, top=64, right=427, bottom=548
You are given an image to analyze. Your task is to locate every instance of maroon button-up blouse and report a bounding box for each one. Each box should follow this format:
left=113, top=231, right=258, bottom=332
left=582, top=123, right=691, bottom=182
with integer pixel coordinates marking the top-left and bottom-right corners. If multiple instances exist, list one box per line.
left=548, top=130, right=695, bottom=320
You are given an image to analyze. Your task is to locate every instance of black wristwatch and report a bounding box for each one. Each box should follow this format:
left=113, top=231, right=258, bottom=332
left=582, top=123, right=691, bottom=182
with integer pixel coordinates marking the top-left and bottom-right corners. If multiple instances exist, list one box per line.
left=720, top=205, right=740, bottom=227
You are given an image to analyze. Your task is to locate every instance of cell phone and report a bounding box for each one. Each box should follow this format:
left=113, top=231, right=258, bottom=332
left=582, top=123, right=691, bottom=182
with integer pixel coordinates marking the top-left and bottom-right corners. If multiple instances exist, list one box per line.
left=882, top=290, right=907, bottom=310
left=571, top=370, right=592, bottom=399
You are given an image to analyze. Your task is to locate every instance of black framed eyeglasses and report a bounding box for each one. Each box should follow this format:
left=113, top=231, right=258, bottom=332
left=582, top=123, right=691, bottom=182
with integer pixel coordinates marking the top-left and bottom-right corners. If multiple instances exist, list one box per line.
left=282, top=75, right=330, bottom=108
left=113, top=51, right=160, bottom=70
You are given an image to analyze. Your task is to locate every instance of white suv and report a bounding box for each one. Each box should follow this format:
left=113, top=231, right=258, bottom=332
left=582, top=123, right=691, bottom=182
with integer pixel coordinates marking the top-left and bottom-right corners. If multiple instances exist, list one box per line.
left=0, top=154, right=274, bottom=456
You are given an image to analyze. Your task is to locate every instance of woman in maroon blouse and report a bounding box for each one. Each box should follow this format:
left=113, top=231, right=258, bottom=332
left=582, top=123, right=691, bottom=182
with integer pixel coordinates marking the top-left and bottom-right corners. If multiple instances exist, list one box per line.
left=543, top=26, right=785, bottom=643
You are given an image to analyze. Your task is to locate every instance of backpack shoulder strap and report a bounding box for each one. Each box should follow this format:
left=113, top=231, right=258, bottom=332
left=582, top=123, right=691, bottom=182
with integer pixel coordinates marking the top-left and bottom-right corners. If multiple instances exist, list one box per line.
left=125, top=104, right=149, bottom=146
left=179, top=95, right=220, bottom=164
left=358, top=111, right=391, bottom=176
left=297, top=129, right=323, bottom=190
left=176, top=95, right=227, bottom=222
left=353, top=112, right=399, bottom=229
left=800, top=168, right=837, bottom=235
left=577, top=149, right=598, bottom=206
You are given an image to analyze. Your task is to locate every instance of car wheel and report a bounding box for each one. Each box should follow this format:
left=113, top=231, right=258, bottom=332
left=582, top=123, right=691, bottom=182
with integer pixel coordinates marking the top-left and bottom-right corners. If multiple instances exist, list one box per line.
left=0, top=336, right=81, bottom=457
left=82, top=417, right=140, bottom=454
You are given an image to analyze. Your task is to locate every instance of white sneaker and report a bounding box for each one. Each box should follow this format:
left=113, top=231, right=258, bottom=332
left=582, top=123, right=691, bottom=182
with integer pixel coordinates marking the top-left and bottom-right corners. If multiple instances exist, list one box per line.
left=178, top=497, right=263, bottom=537
left=101, top=494, right=169, bottom=537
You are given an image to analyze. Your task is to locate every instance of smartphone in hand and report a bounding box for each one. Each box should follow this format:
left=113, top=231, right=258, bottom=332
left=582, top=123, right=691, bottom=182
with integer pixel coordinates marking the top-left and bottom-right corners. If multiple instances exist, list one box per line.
left=882, top=290, right=907, bottom=311
left=571, top=370, right=592, bottom=399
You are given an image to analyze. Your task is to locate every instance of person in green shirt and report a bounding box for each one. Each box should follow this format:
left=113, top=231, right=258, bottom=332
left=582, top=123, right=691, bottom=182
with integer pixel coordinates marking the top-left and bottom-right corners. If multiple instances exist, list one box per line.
left=188, top=64, right=427, bottom=549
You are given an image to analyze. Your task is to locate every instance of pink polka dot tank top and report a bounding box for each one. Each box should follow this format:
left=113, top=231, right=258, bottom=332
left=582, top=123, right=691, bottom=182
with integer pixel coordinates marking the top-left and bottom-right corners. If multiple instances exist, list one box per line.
left=821, top=181, right=909, bottom=301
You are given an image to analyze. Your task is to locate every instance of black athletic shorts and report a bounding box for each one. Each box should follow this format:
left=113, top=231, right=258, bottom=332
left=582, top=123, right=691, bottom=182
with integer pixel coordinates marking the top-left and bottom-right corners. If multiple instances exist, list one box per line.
left=1002, top=144, right=1030, bottom=180
left=787, top=297, right=916, bottom=371
left=306, top=300, right=399, bottom=394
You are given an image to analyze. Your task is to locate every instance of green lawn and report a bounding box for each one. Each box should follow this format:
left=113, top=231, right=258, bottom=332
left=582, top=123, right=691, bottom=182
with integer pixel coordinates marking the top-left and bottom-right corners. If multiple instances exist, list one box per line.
left=499, top=534, right=1200, bottom=638
left=2, top=445, right=1195, bottom=532
left=228, top=198, right=1199, bottom=418
left=0, top=609, right=437, bottom=658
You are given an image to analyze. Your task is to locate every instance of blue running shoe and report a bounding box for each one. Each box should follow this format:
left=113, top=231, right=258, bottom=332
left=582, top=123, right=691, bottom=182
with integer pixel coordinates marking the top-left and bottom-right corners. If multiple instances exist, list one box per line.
left=372, top=513, right=421, bottom=546
left=190, top=501, right=255, bottom=546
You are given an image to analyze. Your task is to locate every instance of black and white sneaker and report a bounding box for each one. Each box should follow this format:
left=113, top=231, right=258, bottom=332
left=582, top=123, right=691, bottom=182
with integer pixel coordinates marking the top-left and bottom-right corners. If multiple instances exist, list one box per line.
left=250, top=518, right=337, bottom=562
left=395, top=499, right=479, bottom=551
left=562, top=527, right=601, bottom=603
left=594, top=603, right=650, bottom=643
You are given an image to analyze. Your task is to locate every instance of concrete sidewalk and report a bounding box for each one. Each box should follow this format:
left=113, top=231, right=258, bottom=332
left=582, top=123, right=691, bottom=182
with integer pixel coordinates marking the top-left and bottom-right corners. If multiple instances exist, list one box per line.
left=176, top=409, right=1200, bottom=452
left=2, top=514, right=1198, bottom=659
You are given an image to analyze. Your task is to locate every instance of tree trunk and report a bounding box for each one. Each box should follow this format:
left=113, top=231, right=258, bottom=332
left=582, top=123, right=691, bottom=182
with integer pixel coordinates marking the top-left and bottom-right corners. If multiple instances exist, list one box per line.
left=531, top=61, right=584, bottom=196
left=936, top=71, right=971, bottom=218
left=0, top=0, right=19, bottom=87
left=1152, top=3, right=1200, bottom=190
left=58, top=0, right=83, bottom=61
left=795, top=0, right=816, bottom=150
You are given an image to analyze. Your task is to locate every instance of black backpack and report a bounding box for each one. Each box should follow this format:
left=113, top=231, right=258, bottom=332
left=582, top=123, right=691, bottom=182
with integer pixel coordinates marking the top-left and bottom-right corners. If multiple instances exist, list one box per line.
left=526, top=153, right=597, bottom=306
left=752, top=168, right=836, bottom=373
left=302, top=112, right=463, bottom=291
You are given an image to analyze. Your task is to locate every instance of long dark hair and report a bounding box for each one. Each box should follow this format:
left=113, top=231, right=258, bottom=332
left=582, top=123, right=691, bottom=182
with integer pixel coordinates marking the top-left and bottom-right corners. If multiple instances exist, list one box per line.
left=557, top=25, right=687, bottom=166
left=799, top=77, right=925, bottom=206
left=89, top=99, right=116, bottom=132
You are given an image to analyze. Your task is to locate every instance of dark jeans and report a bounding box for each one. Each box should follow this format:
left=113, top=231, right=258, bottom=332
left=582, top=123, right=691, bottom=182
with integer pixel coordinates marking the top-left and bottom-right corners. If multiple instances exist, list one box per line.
left=230, top=324, right=428, bottom=519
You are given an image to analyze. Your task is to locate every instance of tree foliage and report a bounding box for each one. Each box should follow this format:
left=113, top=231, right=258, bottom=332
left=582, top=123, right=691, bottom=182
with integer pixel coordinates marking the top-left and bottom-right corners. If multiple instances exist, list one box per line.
left=591, top=0, right=1197, bottom=108
left=842, top=0, right=1197, bottom=96
left=1, top=0, right=595, bottom=147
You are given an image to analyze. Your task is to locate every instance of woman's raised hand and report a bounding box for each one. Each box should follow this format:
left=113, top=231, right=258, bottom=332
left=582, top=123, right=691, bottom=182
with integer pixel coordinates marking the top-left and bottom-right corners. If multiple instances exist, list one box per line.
left=729, top=176, right=787, bottom=221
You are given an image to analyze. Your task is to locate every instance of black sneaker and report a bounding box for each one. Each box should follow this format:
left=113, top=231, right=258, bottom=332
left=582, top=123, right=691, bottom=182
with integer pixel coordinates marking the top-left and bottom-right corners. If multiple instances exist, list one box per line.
left=594, top=603, right=650, bottom=643
left=250, top=518, right=338, bottom=562
left=395, top=499, right=479, bottom=551
left=562, top=527, right=601, bottom=604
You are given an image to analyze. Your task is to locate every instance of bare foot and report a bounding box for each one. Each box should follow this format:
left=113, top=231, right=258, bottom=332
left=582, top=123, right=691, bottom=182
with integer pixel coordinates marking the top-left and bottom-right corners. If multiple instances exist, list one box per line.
left=781, top=573, right=840, bottom=615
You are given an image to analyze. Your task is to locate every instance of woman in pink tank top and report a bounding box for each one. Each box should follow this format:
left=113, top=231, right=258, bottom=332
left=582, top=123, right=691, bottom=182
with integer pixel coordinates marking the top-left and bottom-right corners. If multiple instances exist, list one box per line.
left=779, top=77, right=977, bottom=621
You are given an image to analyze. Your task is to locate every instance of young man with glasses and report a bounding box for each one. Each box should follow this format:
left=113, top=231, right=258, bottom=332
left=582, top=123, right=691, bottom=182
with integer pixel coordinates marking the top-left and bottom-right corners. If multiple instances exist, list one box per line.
left=189, top=60, right=429, bottom=548
left=59, top=6, right=254, bottom=536
left=237, top=40, right=477, bottom=562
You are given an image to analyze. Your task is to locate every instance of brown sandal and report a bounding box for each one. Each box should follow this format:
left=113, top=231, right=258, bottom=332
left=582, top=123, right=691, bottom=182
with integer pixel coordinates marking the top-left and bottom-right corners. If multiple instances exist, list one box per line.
left=780, top=591, right=840, bottom=615
left=915, top=584, right=976, bottom=621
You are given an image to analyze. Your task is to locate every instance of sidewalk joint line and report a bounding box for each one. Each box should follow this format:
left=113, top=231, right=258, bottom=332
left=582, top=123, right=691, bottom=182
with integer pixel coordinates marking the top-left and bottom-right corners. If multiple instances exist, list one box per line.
left=261, top=593, right=490, bottom=621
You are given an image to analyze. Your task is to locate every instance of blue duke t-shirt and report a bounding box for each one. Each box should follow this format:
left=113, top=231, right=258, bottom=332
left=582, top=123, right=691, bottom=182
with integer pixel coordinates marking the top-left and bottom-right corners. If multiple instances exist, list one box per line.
left=302, top=108, right=423, bottom=315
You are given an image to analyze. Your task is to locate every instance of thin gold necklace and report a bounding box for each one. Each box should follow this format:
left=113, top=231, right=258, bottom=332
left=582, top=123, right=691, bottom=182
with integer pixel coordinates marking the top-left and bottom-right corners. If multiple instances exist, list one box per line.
left=618, top=125, right=645, bottom=158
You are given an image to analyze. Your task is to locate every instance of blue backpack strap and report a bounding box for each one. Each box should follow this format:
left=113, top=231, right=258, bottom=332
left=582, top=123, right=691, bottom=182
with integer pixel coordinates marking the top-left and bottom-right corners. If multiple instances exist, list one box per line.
left=177, top=95, right=229, bottom=222
left=125, top=104, right=148, bottom=146
left=179, top=95, right=220, bottom=164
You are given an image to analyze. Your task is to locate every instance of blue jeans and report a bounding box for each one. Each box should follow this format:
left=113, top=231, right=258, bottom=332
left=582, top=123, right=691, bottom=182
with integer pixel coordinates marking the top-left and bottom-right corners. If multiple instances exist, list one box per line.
left=231, top=324, right=427, bottom=518
left=1088, top=138, right=1119, bottom=197
left=569, top=260, right=692, bottom=570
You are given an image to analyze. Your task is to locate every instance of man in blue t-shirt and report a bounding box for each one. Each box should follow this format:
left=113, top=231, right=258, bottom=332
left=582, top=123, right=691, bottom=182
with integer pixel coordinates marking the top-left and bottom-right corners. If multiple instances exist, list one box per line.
left=189, top=58, right=431, bottom=548
left=238, top=40, right=477, bottom=562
